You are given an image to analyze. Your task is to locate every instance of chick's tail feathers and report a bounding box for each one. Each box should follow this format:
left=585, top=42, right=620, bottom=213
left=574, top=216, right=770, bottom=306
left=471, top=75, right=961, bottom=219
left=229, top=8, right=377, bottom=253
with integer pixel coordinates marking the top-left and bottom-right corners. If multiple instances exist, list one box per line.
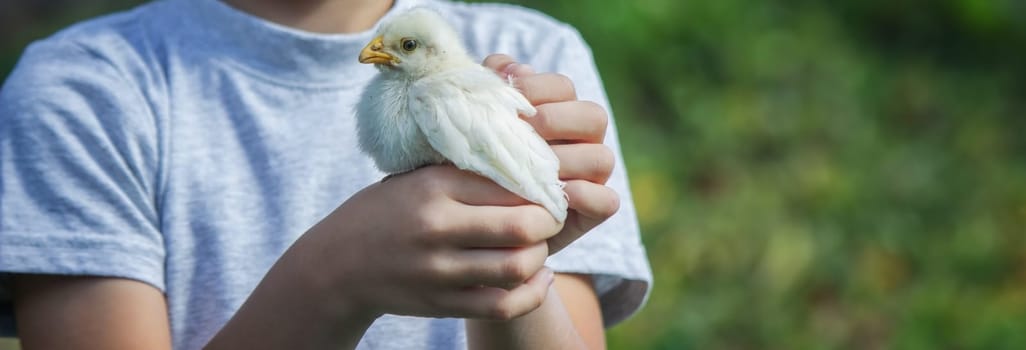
left=491, top=88, right=568, bottom=223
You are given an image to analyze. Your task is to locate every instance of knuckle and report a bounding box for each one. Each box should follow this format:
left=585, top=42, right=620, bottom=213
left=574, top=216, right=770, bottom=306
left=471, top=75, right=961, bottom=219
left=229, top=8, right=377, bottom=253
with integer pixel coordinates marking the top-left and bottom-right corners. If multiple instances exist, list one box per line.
left=503, top=211, right=534, bottom=244
left=424, top=255, right=452, bottom=277
left=530, top=287, right=546, bottom=310
left=489, top=300, right=520, bottom=321
left=583, top=101, right=609, bottom=135
left=417, top=206, right=448, bottom=234
left=532, top=206, right=561, bottom=235
left=502, top=255, right=534, bottom=282
left=534, top=106, right=554, bottom=131
left=598, top=145, right=616, bottom=171
left=590, top=146, right=616, bottom=181
left=417, top=168, right=448, bottom=194
left=554, top=74, right=576, bottom=98
left=500, top=259, right=528, bottom=282
left=600, top=187, right=621, bottom=219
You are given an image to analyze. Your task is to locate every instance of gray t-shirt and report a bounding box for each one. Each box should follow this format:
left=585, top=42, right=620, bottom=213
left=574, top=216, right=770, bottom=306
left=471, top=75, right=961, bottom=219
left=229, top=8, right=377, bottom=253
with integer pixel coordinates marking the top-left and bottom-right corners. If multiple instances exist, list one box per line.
left=0, top=0, right=652, bottom=348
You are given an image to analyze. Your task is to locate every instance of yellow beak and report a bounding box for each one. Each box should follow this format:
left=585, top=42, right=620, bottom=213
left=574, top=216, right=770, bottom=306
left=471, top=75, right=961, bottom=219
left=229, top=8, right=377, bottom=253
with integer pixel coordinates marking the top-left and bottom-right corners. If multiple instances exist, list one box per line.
left=359, top=36, right=398, bottom=65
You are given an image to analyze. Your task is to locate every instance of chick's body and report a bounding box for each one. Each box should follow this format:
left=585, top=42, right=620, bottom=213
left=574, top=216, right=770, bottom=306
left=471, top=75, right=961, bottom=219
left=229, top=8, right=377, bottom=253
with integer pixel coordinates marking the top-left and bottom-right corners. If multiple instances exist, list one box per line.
left=355, top=8, right=568, bottom=222
left=357, top=76, right=446, bottom=173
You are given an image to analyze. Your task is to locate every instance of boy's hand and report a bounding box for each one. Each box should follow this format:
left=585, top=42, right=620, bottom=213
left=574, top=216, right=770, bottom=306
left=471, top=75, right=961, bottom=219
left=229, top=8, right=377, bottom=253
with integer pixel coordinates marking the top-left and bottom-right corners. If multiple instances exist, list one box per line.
left=484, top=54, right=620, bottom=255
left=292, top=165, right=560, bottom=323
left=216, top=55, right=616, bottom=349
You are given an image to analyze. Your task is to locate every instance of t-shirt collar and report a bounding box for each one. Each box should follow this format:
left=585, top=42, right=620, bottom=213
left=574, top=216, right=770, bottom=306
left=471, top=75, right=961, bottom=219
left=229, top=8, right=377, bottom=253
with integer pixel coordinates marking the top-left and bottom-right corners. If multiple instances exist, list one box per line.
left=185, top=0, right=421, bottom=85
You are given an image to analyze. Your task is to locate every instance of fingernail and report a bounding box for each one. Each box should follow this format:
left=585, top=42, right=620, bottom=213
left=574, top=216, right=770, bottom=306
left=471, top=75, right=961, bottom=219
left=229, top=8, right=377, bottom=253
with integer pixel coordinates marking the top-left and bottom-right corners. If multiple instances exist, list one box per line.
left=503, top=63, right=535, bottom=77
left=502, top=63, right=520, bottom=76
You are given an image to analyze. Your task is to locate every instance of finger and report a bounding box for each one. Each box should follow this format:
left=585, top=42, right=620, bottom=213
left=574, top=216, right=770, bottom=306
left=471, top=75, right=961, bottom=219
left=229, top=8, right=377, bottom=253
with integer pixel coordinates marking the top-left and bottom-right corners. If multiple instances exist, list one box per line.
left=547, top=181, right=620, bottom=254
left=515, top=73, right=577, bottom=105
left=505, top=63, right=535, bottom=79
left=441, top=204, right=562, bottom=247
left=439, top=267, right=554, bottom=320
left=526, top=101, right=608, bottom=143
left=482, top=54, right=535, bottom=85
left=445, top=243, right=548, bottom=289
left=425, top=166, right=529, bottom=206
left=483, top=54, right=516, bottom=73
left=547, top=211, right=588, bottom=255
left=552, top=143, right=616, bottom=184
left=565, top=180, right=620, bottom=222
left=446, top=177, right=530, bottom=207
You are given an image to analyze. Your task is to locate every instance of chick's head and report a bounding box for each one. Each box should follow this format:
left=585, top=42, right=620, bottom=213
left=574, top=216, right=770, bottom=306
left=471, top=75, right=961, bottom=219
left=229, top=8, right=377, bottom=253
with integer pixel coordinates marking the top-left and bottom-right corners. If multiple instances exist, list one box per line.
left=359, top=8, right=469, bottom=79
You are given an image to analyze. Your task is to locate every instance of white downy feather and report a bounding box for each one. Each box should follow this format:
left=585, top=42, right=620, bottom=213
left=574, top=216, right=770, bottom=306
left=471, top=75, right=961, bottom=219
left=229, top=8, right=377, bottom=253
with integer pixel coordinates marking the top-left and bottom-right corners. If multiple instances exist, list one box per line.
left=409, top=68, right=567, bottom=222
left=354, top=7, right=568, bottom=222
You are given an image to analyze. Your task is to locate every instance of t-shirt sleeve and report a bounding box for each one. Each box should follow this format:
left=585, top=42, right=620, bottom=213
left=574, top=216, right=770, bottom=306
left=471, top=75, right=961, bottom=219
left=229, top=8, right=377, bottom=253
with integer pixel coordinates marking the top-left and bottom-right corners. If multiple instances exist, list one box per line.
left=0, top=38, right=166, bottom=335
left=531, top=25, right=654, bottom=327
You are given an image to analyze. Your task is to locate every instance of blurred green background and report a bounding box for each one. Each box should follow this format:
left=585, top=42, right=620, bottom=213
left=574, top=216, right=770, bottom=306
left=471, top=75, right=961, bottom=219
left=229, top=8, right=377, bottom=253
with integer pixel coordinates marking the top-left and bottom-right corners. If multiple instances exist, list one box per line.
left=3, top=0, right=1026, bottom=349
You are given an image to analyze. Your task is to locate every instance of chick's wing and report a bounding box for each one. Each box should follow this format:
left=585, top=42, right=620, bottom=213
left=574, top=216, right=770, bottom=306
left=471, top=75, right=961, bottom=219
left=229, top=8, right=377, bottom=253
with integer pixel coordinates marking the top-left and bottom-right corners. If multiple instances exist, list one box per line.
left=408, top=68, right=567, bottom=222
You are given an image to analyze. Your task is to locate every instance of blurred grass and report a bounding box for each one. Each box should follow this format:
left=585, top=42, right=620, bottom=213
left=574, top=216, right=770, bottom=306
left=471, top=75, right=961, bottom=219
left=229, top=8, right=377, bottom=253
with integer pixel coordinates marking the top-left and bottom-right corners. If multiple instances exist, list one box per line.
left=498, top=0, right=1026, bottom=349
left=3, top=0, right=1026, bottom=349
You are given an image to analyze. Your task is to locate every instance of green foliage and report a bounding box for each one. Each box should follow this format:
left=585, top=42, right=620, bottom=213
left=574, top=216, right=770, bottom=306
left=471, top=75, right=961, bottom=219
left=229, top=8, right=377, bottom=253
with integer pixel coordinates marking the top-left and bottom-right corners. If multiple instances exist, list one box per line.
left=493, top=0, right=1026, bottom=348
left=3, top=1, right=1025, bottom=349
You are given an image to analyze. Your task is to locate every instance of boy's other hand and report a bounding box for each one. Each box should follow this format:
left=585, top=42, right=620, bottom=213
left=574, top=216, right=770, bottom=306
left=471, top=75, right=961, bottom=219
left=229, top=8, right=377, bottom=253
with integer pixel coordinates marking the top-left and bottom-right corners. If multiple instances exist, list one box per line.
left=483, top=54, right=620, bottom=255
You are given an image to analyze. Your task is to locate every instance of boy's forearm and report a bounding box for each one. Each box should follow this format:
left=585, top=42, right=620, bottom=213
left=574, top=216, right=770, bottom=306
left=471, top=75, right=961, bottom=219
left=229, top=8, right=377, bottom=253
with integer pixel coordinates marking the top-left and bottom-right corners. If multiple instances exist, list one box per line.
left=465, top=281, right=593, bottom=350
left=205, top=238, right=378, bottom=350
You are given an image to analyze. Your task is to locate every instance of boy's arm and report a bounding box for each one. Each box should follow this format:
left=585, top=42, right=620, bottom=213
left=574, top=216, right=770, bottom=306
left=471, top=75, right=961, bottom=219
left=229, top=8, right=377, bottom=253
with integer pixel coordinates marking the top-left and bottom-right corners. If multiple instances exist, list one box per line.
left=555, top=275, right=606, bottom=349
left=467, top=274, right=605, bottom=350
left=11, top=260, right=377, bottom=350
left=13, top=275, right=173, bottom=350
left=11, top=272, right=602, bottom=350
left=464, top=55, right=619, bottom=350
left=13, top=162, right=568, bottom=350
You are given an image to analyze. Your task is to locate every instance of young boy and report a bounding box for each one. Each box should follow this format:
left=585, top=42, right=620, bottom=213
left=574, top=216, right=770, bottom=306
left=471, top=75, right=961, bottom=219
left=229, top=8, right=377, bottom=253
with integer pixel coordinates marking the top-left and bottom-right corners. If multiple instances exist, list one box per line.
left=0, top=0, right=651, bottom=348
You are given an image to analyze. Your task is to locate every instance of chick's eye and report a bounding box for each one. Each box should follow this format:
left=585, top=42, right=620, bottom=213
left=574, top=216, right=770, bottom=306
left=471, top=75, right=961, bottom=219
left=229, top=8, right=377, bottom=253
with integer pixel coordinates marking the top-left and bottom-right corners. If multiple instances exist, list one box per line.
left=401, top=39, right=418, bottom=51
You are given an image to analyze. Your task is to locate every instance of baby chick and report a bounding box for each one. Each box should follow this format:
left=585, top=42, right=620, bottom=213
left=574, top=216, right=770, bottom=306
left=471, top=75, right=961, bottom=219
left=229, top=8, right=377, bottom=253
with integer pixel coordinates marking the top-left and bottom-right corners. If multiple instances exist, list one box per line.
left=355, top=8, right=568, bottom=223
